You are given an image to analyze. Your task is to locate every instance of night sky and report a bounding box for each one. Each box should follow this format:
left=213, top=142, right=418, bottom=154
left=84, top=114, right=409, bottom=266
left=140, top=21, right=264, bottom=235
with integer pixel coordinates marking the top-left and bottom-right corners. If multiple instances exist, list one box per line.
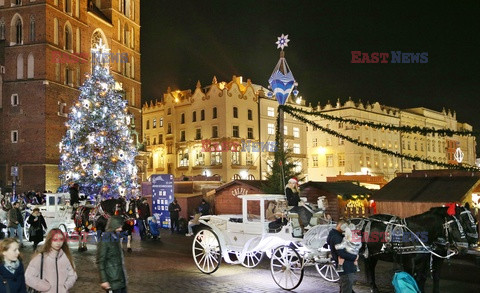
left=140, top=1, right=480, bottom=154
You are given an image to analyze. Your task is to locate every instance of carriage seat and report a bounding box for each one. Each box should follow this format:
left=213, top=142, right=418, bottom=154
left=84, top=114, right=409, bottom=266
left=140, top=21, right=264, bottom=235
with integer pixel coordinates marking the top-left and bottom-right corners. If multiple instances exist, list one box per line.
left=229, top=217, right=243, bottom=223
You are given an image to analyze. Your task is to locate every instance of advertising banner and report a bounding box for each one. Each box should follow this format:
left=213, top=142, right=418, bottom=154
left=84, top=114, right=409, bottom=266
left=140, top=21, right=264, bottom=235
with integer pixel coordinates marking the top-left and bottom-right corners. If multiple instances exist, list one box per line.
left=151, top=174, right=174, bottom=228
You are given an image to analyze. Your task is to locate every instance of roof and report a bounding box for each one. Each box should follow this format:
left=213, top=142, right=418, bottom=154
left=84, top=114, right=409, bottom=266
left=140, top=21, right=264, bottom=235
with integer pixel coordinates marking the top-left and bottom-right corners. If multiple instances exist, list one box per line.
left=238, top=194, right=285, bottom=200
left=214, top=180, right=268, bottom=192
left=300, top=181, right=373, bottom=196
left=373, top=176, right=480, bottom=202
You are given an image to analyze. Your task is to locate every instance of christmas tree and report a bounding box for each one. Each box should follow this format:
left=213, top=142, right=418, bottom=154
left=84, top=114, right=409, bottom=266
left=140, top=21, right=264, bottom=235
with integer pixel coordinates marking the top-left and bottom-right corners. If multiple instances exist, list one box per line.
left=59, top=49, right=138, bottom=200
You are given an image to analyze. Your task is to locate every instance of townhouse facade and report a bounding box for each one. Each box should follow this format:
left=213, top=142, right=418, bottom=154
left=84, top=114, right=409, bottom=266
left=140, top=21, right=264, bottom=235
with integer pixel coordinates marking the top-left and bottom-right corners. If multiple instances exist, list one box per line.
left=142, top=76, right=308, bottom=182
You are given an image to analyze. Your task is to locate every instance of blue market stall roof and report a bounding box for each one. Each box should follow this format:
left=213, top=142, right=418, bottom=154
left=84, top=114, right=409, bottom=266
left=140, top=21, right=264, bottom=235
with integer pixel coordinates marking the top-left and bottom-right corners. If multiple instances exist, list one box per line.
left=373, top=176, right=480, bottom=202
left=300, top=181, right=373, bottom=198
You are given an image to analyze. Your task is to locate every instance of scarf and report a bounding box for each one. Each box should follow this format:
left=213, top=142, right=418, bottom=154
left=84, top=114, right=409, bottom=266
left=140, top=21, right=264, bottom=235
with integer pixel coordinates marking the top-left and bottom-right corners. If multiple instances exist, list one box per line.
left=4, top=259, right=20, bottom=274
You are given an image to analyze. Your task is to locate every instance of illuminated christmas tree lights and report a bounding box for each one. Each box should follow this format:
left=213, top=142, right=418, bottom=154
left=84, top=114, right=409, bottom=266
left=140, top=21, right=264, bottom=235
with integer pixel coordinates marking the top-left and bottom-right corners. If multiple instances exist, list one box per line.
left=58, top=63, right=139, bottom=200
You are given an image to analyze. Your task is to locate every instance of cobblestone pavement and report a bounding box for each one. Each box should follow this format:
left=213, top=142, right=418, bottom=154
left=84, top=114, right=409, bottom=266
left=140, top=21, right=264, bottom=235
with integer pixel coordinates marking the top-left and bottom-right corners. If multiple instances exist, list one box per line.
left=19, top=229, right=480, bottom=293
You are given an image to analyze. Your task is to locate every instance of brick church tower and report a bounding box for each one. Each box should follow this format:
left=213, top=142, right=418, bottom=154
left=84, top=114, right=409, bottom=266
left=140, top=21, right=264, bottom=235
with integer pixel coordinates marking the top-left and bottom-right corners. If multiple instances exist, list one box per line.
left=0, top=0, right=141, bottom=193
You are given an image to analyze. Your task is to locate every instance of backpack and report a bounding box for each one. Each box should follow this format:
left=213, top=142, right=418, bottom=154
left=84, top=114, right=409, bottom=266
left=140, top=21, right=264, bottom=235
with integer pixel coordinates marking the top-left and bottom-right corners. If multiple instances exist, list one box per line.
left=392, top=271, right=420, bottom=293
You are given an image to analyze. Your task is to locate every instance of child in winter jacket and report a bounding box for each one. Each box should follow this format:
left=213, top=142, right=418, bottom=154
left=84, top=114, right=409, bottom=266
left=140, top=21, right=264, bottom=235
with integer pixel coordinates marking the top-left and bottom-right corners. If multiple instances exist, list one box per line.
left=25, top=228, right=77, bottom=293
left=0, top=238, right=27, bottom=293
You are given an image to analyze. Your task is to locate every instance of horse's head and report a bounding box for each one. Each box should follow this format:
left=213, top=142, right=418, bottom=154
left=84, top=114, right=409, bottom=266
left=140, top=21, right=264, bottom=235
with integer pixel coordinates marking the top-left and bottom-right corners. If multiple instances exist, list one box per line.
left=456, top=205, right=478, bottom=247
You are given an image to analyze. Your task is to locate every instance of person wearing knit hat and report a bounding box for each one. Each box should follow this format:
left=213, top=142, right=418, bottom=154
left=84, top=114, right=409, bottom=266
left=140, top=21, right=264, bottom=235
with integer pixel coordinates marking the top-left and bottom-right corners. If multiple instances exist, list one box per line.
left=97, top=215, right=128, bottom=292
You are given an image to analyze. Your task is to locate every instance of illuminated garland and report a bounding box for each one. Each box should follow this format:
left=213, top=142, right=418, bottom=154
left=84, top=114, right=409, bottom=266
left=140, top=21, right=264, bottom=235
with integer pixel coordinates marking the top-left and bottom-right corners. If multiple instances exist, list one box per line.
left=282, top=107, right=480, bottom=172
left=280, top=105, right=479, bottom=137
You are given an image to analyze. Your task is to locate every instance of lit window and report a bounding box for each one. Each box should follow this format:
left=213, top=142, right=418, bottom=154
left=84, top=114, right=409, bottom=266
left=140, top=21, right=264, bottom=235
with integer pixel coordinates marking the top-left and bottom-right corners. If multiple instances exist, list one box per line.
left=338, top=153, right=345, bottom=167
left=293, top=127, right=300, bottom=138
left=312, top=155, right=318, bottom=167
left=11, top=94, right=19, bottom=106
left=267, top=107, right=274, bottom=117
left=267, top=123, right=275, bottom=135
left=284, top=126, right=288, bottom=135
left=247, top=128, right=254, bottom=139
left=293, top=143, right=300, bottom=154
left=326, top=154, right=333, bottom=167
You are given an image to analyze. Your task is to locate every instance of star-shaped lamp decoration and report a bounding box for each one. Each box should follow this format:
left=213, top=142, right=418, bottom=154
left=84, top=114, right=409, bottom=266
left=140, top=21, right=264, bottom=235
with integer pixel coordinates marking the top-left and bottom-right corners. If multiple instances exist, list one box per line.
left=276, top=34, right=290, bottom=50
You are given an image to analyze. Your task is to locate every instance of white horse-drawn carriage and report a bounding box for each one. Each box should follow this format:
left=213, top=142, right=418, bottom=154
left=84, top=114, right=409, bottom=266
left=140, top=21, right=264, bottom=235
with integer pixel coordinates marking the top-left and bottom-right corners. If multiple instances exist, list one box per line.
left=192, top=194, right=340, bottom=290
left=23, top=193, right=79, bottom=241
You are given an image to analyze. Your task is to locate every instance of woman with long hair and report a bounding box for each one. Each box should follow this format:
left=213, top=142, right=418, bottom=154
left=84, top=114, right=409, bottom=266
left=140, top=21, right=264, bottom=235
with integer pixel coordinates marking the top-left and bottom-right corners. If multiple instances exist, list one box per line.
left=25, top=228, right=77, bottom=292
left=0, top=238, right=27, bottom=292
left=27, top=208, right=47, bottom=251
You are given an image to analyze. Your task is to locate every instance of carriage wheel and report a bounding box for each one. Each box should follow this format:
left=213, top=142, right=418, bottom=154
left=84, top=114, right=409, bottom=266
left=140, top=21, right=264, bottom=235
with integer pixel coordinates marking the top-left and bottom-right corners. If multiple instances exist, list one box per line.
left=23, top=220, right=31, bottom=242
left=270, top=245, right=304, bottom=290
left=316, top=262, right=340, bottom=282
left=192, top=229, right=222, bottom=274
left=241, top=251, right=264, bottom=268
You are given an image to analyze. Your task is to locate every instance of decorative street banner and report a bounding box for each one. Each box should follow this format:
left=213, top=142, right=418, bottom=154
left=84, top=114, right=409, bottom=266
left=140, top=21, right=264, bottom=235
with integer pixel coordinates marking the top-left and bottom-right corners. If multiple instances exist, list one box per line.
left=151, top=174, right=174, bottom=229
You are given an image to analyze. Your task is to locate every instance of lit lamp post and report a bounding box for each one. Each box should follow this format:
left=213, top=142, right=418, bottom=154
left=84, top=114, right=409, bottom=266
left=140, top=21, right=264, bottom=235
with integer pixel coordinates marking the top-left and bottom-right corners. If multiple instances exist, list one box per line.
left=268, top=34, right=298, bottom=187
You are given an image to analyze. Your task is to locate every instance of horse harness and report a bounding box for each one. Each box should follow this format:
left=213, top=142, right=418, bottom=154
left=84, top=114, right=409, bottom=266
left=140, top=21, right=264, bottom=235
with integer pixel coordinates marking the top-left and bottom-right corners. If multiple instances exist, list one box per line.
left=363, top=215, right=464, bottom=259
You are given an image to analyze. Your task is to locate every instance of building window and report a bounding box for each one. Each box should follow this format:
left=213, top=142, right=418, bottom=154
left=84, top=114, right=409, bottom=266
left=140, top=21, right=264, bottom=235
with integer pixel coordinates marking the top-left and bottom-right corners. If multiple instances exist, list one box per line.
left=338, top=153, right=345, bottom=167
left=312, top=138, right=318, bottom=147
left=231, top=152, right=240, bottom=165
left=152, top=118, right=157, bottom=128
left=11, top=130, right=19, bottom=143
left=167, top=108, right=171, bottom=115
left=232, top=126, right=239, bottom=138
left=27, top=53, right=34, bottom=78
left=267, top=123, right=275, bottom=135
left=201, top=109, right=205, bottom=121
left=267, top=107, right=274, bottom=117
left=181, top=113, right=185, bottom=124
left=16, top=54, right=23, bottom=79
left=167, top=123, right=172, bottom=134
left=64, top=24, right=73, bottom=50
left=152, top=137, right=156, bottom=145
left=326, top=137, right=332, bottom=146
left=407, top=141, right=411, bottom=150
left=233, top=107, right=238, bottom=118
left=146, top=120, right=150, bottom=129
left=53, top=18, right=58, bottom=45
left=293, top=127, right=300, bottom=138
left=15, top=17, right=22, bottom=44
left=0, top=20, right=5, bottom=40
left=159, top=118, right=163, bottom=127
left=212, top=126, right=218, bottom=138
left=212, top=107, right=217, bottom=119
left=29, top=16, right=35, bottom=42
left=65, top=68, right=73, bottom=85
left=192, top=111, right=196, bottom=122
left=338, top=137, right=344, bottom=145
left=312, top=155, right=318, bottom=167
left=65, top=0, right=72, bottom=13
left=248, top=109, right=252, bottom=120
left=293, top=143, right=300, bottom=154
left=284, top=126, right=288, bottom=135
left=180, top=130, right=185, bottom=142
left=178, top=149, right=189, bottom=167
left=338, top=122, right=343, bottom=129
left=58, top=100, right=68, bottom=117
left=233, top=174, right=241, bottom=180
left=326, top=154, right=333, bottom=167
left=211, top=152, right=222, bottom=165
left=247, top=127, right=254, bottom=139
left=195, top=128, right=201, bottom=140
left=195, top=151, right=205, bottom=166
left=414, top=142, right=418, bottom=151
left=246, top=152, right=253, bottom=165
left=158, top=134, right=163, bottom=144
left=11, top=94, right=19, bottom=106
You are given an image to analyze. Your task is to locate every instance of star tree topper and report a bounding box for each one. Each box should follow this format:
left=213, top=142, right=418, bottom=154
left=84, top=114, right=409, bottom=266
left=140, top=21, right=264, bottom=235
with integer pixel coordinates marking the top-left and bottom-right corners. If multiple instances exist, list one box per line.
left=276, top=34, right=290, bottom=50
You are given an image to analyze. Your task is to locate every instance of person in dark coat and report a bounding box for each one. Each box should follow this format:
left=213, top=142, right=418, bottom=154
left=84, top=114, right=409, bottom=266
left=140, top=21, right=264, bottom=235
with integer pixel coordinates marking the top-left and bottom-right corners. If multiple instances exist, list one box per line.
left=327, top=220, right=359, bottom=293
left=97, top=216, right=127, bottom=293
left=27, top=208, right=47, bottom=251
left=168, top=199, right=181, bottom=234
left=0, top=238, right=27, bottom=293
left=137, top=198, right=151, bottom=240
left=7, top=202, right=24, bottom=248
left=69, top=183, right=80, bottom=220
left=198, top=199, right=210, bottom=216
left=285, top=178, right=312, bottom=232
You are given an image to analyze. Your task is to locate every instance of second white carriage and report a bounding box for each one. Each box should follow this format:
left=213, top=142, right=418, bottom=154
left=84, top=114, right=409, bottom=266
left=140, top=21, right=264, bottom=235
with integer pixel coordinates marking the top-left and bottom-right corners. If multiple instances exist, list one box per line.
left=192, top=194, right=340, bottom=290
